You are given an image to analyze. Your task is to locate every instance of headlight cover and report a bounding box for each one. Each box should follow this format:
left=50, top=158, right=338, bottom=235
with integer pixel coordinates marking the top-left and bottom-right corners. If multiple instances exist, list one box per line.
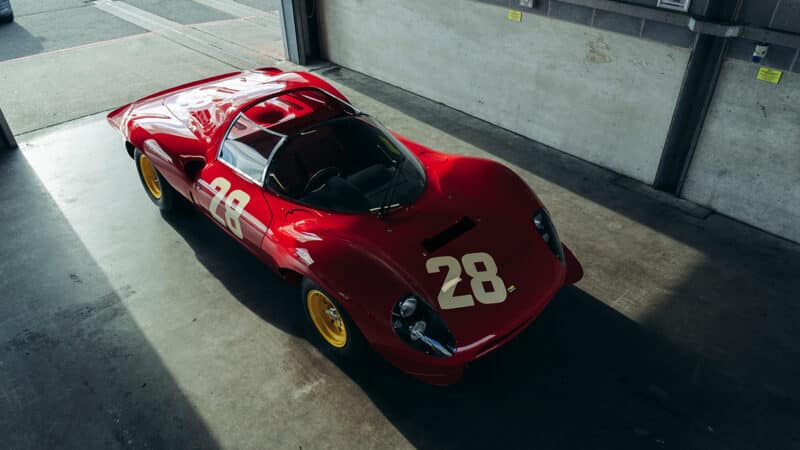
left=392, top=295, right=456, bottom=357
left=534, top=209, right=565, bottom=263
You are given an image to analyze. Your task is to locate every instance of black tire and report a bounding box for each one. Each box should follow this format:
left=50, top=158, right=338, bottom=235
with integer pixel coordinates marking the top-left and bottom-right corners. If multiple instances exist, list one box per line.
left=301, top=277, right=366, bottom=359
left=0, top=12, right=12, bottom=24
left=134, top=148, right=176, bottom=212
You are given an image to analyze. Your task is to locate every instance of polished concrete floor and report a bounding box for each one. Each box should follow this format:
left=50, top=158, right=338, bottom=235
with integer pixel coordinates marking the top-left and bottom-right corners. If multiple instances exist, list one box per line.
left=0, top=0, right=285, bottom=134
left=1, top=66, right=799, bottom=450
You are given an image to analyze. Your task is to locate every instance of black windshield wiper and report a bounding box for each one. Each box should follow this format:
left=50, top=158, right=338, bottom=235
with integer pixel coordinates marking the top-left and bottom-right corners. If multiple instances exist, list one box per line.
left=374, top=157, right=405, bottom=218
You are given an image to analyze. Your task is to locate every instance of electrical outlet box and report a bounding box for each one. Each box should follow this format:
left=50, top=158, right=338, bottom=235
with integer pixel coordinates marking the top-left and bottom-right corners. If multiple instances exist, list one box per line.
left=752, top=43, right=769, bottom=63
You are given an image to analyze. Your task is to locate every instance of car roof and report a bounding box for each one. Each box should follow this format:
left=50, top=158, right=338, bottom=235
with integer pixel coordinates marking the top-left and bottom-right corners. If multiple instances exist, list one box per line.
left=162, top=69, right=350, bottom=144
left=240, top=88, right=357, bottom=137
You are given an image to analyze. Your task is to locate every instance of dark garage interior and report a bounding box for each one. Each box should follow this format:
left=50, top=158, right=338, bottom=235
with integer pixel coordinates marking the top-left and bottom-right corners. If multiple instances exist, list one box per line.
left=1, top=1, right=799, bottom=449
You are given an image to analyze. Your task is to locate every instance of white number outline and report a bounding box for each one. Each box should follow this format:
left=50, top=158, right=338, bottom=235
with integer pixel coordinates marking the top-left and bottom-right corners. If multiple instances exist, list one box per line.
left=209, top=177, right=251, bottom=240
left=425, top=252, right=507, bottom=310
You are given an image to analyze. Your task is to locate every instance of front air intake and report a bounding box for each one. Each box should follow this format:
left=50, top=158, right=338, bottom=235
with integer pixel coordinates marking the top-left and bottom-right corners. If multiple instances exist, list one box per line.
left=422, top=217, right=476, bottom=253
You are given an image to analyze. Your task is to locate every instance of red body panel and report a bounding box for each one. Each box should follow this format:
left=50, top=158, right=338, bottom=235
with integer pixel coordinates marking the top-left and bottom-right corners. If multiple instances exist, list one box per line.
left=108, top=69, right=583, bottom=385
left=194, top=160, right=275, bottom=263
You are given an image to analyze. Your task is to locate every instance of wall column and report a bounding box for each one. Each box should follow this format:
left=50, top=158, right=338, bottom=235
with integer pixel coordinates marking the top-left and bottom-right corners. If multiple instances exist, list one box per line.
left=280, top=0, right=315, bottom=65
left=653, top=1, right=741, bottom=193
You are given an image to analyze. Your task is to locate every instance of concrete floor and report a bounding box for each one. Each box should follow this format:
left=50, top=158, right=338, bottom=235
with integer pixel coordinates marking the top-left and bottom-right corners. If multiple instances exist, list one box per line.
left=1, top=67, right=799, bottom=449
left=0, top=0, right=285, bottom=134
left=2, top=1, right=800, bottom=448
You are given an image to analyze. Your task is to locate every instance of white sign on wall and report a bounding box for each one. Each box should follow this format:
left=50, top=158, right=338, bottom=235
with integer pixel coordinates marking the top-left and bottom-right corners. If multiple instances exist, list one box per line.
left=657, top=0, right=691, bottom=12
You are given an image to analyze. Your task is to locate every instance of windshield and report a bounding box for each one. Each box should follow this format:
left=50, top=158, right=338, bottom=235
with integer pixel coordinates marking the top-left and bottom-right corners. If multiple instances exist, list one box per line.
left=216, top=88, right=358, bottom=184
left=265, top=116, right=426, bottom=213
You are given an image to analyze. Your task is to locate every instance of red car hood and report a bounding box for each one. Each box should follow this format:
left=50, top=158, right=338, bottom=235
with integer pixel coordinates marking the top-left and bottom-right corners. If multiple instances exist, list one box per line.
left=308, top=155, right=565, bottom=347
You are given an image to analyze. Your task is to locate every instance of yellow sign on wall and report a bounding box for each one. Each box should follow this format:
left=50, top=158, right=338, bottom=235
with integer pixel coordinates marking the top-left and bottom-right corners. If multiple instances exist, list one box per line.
left=757, top=67, right=783, bottom=84
left=507, top=9, right=522, bottom=22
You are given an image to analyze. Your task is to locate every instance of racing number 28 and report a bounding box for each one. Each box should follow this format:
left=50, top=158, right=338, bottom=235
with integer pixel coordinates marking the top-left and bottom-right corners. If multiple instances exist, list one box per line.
left=426, top=252, right=507, bottom=310
left=209, top=177, right=250, bottom=240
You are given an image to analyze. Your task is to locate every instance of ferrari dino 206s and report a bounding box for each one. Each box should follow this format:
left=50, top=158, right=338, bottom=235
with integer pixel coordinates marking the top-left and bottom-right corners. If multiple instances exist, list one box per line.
left=107, top=68, right=583, bottom=385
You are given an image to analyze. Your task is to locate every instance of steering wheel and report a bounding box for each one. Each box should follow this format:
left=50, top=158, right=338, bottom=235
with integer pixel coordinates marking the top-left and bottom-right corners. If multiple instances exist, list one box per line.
left=303, top=167, right=340, bottom=193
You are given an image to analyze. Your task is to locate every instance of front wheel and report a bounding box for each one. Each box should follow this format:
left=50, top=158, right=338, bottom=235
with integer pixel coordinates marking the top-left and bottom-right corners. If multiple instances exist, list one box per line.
left=301, top=278, right=366, bottom=359
left=134, top=148, right=176, bottom=212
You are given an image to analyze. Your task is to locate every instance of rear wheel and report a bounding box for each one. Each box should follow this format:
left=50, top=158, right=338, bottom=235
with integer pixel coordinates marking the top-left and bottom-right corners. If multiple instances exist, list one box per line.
left=301, top=278, right=365, bottom=359
left=134, top=148, right=175, bottom=212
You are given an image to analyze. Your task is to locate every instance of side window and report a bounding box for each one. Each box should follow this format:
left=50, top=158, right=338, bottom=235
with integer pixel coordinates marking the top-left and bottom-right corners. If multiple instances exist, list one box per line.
left=219, top=116, right=282, bottom=182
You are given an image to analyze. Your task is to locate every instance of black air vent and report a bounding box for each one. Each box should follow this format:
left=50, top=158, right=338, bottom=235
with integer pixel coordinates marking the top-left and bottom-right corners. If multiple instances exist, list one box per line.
left=422, top=217, right=476, bottom=253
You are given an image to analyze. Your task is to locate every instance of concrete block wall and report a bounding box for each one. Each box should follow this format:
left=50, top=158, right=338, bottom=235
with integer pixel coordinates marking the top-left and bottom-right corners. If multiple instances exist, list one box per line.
left=318, top=0, right=690, bottom=184
left=682, top=60, right=800, bottom=243
left=681, top=1, right=800, bottom=242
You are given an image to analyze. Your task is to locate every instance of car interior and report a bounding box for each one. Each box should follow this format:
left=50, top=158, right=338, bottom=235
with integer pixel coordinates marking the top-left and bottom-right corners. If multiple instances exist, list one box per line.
left=219, top=90, right=425, bottom=213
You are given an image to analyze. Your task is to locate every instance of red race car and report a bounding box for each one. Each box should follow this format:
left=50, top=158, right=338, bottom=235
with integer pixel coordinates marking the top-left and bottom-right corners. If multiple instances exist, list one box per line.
left=107, top=68, right=583, bottom=385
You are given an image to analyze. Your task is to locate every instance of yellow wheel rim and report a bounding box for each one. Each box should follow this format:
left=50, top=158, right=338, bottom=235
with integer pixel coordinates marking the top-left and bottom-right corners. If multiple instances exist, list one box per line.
left=306, top=289, right=348, bottom=348
left=139, top=154, right=162, bottom=199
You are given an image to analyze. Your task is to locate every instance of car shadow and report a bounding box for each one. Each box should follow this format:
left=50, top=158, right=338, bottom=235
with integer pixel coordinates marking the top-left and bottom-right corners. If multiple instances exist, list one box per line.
left=162, top=208, right=304, bottom=338
left=339, top=285, right=718, bottom=450
left=160, top=208, right=747, bottom=450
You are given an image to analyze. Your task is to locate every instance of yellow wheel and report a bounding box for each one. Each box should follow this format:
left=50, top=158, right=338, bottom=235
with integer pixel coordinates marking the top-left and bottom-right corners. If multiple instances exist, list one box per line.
left=138, top=153, right=162, bottom=199
left=300, top=278, right=365, bottom=358
left=134, top=147, right=176, bottom=211
left=306, top=289, right=348, bottom=348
